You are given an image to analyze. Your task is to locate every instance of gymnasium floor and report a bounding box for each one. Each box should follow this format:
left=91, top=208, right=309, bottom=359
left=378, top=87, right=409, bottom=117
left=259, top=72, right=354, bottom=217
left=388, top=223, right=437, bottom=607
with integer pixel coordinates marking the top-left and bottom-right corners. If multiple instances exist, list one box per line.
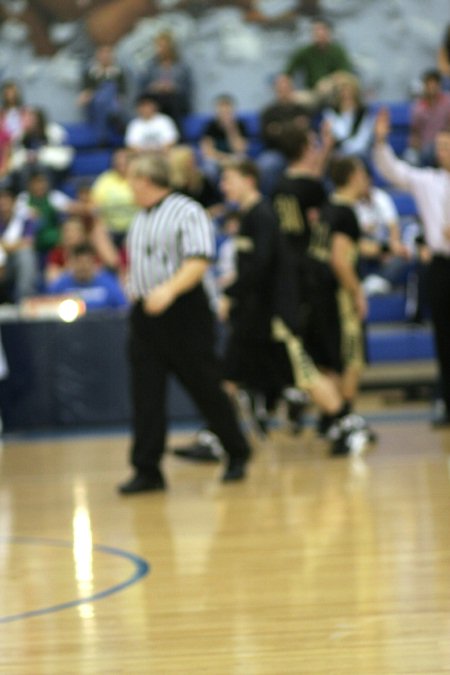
left=1, top=396, right=449, bottom=674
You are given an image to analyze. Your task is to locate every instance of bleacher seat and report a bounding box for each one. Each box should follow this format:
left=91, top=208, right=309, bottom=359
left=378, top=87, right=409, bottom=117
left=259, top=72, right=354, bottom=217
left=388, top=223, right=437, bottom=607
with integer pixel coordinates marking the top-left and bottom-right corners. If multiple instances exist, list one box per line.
left=368, top=100, right=412, bottom=180
left=389, top=190, right=418, bottom=217
left=367, top=325, right=435, bottom=363
left=64, top=122, right=124, bottom=150
left=64, top=122, right=100, bottom=149
left=70, top=149, right=113, bottom=178
left=181, top=113, right=210, bottom=143
left=367, top=292, right=407, bottom=323
left=369, top=100, right=412, bottom=127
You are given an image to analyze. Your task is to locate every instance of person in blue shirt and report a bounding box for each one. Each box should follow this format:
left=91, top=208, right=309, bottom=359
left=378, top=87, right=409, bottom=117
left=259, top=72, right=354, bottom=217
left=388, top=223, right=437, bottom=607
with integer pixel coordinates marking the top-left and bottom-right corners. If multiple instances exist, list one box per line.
left=46, top=242, right=128, bottom=311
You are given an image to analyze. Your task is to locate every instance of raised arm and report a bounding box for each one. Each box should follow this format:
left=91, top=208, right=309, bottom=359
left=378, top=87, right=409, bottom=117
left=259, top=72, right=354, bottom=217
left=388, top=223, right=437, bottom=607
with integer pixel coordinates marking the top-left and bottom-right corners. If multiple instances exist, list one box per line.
left=372, top=108, right=421, bottom=192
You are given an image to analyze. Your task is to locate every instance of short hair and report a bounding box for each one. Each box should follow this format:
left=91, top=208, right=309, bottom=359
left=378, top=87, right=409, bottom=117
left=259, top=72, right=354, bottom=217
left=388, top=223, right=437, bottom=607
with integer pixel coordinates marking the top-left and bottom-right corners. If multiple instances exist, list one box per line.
left=135, top=93, right=159, bottom=107
left=312, top=17, right=333, bottom=31
left=328, top=156, right=363, bottom=187
left=27, top=170, right=49, bottom=185
left=278, top=123, right=310, bottom=161
left=128, top=152, right=171, bottom=188
left=155, top=30, right=178, bottom=61
left=422, top=69, right=442, bottom=84
left=215, top=94, right=235, bottom=106
left=223, top=158, right=260, bottom=186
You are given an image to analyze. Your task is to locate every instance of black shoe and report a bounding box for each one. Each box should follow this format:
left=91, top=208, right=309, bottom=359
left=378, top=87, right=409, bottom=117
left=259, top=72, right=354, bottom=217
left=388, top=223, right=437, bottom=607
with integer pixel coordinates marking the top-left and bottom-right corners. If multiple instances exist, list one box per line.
left=328, top=414, right=372, bottom=457
left=330, top=428, right=371, bottom=457
left=174, top=442, right=221, bottom=462
left=366, top=427, right=379, bottom=443
left=286, top=399, right=306, bottom=435
left=173, top=431, right=223, bottom=462
left=431, top=414, right=450, bottom=428
left=317, top=413, right=333, bottom=437
left=221, top=459, right=247, bottom=482
left=283, top=387, right=308, bottom=435
left=118, top=470, right=166, bottom=495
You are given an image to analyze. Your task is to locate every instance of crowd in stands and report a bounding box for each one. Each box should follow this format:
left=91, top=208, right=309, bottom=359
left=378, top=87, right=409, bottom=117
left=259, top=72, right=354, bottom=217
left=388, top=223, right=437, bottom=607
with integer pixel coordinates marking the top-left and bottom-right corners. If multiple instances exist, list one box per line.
left=0, top=17, right=449, bottom=323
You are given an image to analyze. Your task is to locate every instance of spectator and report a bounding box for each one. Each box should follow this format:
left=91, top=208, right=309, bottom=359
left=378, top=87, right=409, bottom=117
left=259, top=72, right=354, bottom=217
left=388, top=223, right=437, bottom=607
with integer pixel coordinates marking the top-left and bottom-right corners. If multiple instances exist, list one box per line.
left=16, top=172, right=89, bottom=261
left=199, top=94, right=249, bottom=182
left=404, top=70, right=450, bottom=167
left=285, top=18, right=353, bottom=110
left=139, top=30, right=193, bottom=128
left=78, top=45, right=128, bottom=144
left=257, top=73, right=312, bottom=195
left=10, top=107, right=74, bottom=190
left=355, top=166, right=412, bottom=294
left=124, top=94, right=179, bottom=153
left=0, top=125, right=11, bottom=188
left=437, top=23, right=450, bottom=91
left=90, top=148, right=137, bottom=247
left=0, top=188, right=39, bottom=302
left=46, top=242, right=128, bottom=311
left=322, top=72, right=375, bottom=160
left=74, top=183, right=123, bottom=273
left=44, top=216, right=89, bottom=285
left=0, top=81, right=30, bottom=143
left=167, top=145, right=223, bottom=216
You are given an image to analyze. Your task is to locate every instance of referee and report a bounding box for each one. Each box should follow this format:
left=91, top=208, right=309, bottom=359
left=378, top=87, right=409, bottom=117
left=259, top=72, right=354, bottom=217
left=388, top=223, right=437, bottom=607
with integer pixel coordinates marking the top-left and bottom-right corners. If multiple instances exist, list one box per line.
left=119, top=153, right=251, bottom=494
left=373, top=111, right=450, bottom=426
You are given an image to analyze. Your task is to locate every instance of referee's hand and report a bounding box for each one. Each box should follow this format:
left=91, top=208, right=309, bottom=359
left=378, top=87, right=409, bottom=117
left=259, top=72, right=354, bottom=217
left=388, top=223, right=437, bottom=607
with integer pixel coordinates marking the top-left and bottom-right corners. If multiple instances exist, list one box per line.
left=144, top=284, right=176, bottom=315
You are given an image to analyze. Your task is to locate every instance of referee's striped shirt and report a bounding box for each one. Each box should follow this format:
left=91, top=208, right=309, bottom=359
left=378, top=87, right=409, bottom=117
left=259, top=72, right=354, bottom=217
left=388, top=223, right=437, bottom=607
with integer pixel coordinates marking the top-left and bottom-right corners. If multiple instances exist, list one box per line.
left=127, top=192, right=216, bottom=298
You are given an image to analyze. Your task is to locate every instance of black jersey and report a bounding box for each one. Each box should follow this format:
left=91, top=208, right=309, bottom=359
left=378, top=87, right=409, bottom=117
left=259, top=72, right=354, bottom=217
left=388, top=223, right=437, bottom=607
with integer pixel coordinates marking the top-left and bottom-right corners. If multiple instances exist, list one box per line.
left=225, top=198, right=280, bottom=339
left=272, top=173, right=328, bottom=260
left=309, top=200, right=360, bottom=270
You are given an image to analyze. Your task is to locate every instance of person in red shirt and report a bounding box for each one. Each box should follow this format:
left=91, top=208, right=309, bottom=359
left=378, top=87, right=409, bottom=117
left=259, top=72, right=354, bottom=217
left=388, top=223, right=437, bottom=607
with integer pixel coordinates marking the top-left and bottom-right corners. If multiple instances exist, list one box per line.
left=406, top=70, right=450, bottom=166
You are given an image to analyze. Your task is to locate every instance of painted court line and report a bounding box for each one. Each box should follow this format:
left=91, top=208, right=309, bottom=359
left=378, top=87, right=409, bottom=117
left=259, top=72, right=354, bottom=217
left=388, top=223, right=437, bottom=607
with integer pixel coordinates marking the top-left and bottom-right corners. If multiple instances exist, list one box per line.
left=0, top=536, right=150, bottom=624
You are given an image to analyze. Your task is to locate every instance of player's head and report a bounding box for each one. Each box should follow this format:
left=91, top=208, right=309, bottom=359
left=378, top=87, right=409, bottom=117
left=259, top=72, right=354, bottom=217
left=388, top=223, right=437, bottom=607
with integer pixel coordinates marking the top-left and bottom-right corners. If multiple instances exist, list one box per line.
left=220, top=159, right=260, bottom=204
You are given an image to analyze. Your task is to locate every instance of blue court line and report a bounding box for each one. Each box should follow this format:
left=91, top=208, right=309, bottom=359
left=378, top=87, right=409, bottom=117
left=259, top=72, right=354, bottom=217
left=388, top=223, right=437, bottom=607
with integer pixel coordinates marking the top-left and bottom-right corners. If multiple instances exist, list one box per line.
left=0, top=535, right=150, bottom=624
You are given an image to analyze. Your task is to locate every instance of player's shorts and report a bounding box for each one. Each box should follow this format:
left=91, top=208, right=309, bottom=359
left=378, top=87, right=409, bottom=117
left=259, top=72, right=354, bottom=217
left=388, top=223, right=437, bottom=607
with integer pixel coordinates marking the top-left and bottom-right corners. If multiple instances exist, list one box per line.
left=301, top=281, right=343, bottom=374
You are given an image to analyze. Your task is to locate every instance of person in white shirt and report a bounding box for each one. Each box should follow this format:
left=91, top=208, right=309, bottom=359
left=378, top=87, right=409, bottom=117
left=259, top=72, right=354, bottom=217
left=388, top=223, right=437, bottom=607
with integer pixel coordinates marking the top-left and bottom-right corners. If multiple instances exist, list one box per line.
left=0, top=188, right=39, bottom=301
left=124, top=94, right=179, bottom=153
left=10, top=107, right=74, bottom=189
left=355, top=166, right=411, bottom=293
left=322, top=72, right=375, bottom=159
left=373, top=109, right=450, bottom=426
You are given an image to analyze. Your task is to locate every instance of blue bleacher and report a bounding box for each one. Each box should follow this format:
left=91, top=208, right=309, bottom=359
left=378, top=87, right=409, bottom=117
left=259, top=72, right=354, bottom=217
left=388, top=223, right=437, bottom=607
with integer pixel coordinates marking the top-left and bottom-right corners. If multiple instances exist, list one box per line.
left=181, top=113, right=210, bottom=143
left=389, top=190, right=418, bottom=218
left=64, top=122, right=100, bottom=149
left=70, top=148, right=114, bottom=178
left=367, top=326, right=434, bottom=363
left=367, top=292, right=407, bottom=323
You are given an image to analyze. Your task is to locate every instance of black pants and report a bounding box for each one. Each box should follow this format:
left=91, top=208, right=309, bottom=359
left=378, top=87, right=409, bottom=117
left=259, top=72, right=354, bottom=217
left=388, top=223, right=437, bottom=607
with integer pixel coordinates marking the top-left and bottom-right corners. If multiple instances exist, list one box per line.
left=428, top=256, right=450, bottom=415
left=128, top=288, right=251, bottom=472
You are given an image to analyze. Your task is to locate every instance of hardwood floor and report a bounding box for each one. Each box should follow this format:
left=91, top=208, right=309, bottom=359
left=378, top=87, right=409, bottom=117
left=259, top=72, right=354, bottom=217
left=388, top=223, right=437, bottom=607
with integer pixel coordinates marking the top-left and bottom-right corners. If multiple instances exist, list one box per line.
left=1, top=399, right=450, bottom=674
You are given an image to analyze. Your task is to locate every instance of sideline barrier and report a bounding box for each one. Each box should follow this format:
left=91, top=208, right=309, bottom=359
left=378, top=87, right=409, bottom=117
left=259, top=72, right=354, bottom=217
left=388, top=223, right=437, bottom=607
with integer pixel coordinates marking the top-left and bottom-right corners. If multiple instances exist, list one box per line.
left=0, top=311, right=199, bottom=433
